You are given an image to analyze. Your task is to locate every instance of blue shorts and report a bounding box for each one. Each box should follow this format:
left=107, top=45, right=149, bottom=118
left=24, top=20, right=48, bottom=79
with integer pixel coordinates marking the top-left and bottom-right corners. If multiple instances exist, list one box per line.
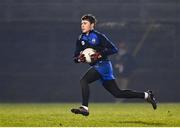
left=93, top=60, right=115, bottom=81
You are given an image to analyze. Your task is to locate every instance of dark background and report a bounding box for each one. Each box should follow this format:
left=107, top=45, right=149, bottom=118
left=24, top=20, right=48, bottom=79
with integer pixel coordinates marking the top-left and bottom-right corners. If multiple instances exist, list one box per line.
left=0, top=0, right=179, bottom=102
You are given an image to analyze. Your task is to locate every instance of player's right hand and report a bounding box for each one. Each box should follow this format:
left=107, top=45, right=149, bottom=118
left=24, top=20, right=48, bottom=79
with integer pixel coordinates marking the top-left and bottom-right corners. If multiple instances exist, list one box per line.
left=78, top=53, right=86, bottom=63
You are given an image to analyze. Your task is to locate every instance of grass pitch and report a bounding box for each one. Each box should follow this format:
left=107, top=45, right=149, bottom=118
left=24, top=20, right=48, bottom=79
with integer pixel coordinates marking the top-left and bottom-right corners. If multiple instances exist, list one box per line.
left=0, top=103, right=180, bottom=127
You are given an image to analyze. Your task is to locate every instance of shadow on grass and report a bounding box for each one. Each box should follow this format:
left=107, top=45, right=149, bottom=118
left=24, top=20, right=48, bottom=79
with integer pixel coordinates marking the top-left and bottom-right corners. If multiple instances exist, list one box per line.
left=113, top=120, right=166, bottom=126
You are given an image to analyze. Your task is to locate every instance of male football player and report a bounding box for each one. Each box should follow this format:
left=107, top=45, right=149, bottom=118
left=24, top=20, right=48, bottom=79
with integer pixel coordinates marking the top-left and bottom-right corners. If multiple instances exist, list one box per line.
left=71, top=14, right=157, bottom=116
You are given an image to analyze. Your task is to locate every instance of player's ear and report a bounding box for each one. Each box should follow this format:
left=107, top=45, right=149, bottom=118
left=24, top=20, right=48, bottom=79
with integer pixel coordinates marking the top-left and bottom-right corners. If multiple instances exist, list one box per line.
left=90, top=23, right=95, bottom=30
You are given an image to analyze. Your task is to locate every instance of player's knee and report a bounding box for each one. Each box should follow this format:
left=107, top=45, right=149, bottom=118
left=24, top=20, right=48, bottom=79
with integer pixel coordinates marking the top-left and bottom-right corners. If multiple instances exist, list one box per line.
left=80, top=78, right=88, bottom=87
left=110, top=90, right=123, bottom=98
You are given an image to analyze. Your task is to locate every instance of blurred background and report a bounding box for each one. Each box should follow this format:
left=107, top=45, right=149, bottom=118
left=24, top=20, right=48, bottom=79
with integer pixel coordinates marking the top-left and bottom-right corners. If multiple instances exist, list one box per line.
left=0, top=0, right=179, bottom=103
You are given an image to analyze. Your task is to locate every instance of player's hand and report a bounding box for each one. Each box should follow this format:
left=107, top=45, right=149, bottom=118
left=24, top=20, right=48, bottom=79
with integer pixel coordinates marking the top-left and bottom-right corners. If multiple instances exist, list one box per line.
left=78, top=53, right=86, bottom=63
left=73, top=57, right=79, bottom=63
left=90, top=52, right=102, bottom=61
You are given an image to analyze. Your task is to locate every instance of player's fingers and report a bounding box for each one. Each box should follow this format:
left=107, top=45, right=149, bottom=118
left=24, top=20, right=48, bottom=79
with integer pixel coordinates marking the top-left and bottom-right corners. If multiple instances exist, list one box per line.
left=80, top=56, right=86, bottom=62
left=90, top=54, right=95, bottom=58
left=81, top=54, right=85, bottom=58
left=78, top=54, right=84, bottom=59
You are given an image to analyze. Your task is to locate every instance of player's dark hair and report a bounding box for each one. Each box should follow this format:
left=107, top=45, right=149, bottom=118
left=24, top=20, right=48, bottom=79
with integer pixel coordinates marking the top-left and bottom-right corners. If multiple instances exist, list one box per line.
left=81, top=14, right=97, bottom=24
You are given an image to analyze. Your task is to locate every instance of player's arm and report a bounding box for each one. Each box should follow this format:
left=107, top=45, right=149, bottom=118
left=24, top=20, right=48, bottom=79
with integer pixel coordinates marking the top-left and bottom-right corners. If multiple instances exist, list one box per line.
left=100, top=34, right=118, bottom=57
left=73, top=39, right=85, bottom=63
left=90, top=34, right=118, bottom=62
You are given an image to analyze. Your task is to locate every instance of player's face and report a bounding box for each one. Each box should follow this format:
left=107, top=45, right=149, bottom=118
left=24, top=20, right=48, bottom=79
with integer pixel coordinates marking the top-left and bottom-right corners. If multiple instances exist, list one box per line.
left=81, top=20, right=94, bottom=34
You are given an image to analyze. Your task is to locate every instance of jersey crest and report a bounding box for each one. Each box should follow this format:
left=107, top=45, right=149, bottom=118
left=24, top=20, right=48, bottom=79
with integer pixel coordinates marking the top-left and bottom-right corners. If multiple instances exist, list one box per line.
left=81, top=40, right=85, bottom=45
left=91, top=38, right=96, bottom=44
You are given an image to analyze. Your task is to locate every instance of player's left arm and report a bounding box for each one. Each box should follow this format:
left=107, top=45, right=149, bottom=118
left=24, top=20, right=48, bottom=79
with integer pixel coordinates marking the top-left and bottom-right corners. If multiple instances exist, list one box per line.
left=91, top=34, right=118, bottom=61
left=100, top=34, right=118, bottom=57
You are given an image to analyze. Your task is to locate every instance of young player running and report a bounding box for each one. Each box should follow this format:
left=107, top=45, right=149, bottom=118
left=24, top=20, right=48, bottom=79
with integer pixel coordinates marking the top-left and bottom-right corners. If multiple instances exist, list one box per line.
left=71, top=14, right=157, bottom=116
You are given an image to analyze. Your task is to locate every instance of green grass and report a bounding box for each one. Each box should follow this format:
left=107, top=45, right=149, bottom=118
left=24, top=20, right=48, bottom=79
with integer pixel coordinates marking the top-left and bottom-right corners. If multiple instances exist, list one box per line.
left=0, top=103, right=180, bottom=127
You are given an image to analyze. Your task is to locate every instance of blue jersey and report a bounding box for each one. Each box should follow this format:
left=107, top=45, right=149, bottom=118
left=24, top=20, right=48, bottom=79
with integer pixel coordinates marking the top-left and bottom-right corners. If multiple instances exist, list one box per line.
left=74, top=30, right=118, bottom=81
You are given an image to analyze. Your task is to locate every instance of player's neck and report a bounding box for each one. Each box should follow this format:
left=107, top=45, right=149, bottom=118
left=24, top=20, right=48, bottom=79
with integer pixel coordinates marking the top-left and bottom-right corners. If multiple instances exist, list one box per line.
left=85, top=29, right=94, bottom=35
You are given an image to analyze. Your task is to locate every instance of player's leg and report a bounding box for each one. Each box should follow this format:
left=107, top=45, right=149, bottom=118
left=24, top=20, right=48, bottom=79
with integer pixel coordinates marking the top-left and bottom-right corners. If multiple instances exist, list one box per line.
left=103, top=80, right=144, bottom=98
left=102, top=79, right=157, bottom=109
left=80, top=67, right=101, bottom=107
left=71, top=67, right=101, bottom=116
left=115, top=77, right=129, bottom=102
